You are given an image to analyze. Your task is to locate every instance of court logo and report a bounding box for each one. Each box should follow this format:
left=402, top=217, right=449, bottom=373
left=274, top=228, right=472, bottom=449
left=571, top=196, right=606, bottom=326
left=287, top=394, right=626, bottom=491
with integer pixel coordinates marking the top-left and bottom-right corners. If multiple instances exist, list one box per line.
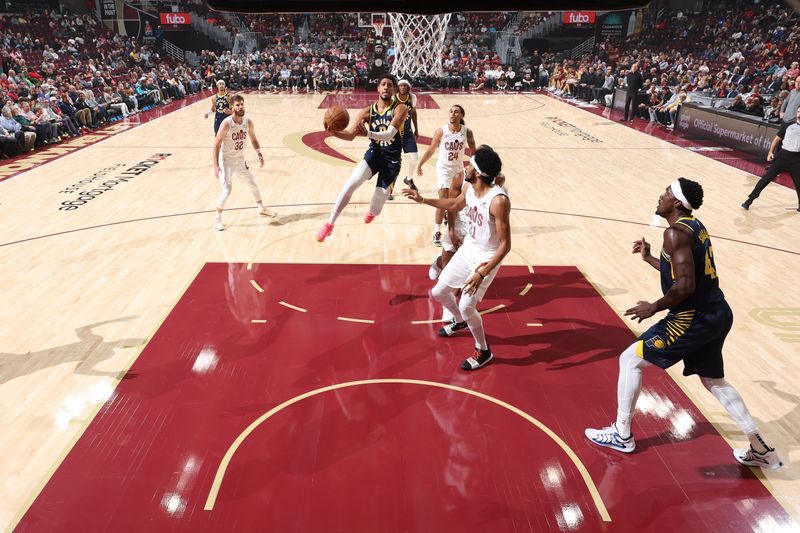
left=544, top=117, right=602, bottom=143
left=58, top=153, right=172, bottom=211
left=645, top=335, right=666, bottom=349
left=678, top=112, right=690, bottom=130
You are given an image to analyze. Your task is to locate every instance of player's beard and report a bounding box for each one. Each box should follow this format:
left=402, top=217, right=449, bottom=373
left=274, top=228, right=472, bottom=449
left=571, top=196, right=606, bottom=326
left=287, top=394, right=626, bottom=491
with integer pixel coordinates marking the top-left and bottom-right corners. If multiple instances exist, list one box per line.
left=234, top=109, right=245, bottom=117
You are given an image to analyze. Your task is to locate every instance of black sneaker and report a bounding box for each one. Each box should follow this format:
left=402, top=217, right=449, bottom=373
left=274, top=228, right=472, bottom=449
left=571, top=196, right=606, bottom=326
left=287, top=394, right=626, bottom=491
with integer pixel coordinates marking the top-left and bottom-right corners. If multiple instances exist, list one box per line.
left=461, top=347, right=493, bottom=370
left=438, top=319, right=468, bottom=337
left=403, top=175, right=418, bottom=191
left=742, top=199, right=752, bottom=210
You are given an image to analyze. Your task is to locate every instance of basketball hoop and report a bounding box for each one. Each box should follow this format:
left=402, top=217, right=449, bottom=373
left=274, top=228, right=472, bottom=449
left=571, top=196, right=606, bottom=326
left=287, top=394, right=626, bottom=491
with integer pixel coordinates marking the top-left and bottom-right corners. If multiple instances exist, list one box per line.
left=388, top=13, right=451, bottom=79
left=372, top=19, right=385, bottom=37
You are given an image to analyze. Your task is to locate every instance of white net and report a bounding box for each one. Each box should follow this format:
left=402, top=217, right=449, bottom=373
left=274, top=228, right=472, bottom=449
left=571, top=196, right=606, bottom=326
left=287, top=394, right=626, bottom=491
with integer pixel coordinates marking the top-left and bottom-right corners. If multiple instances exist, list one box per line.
left=388, top=13, right=451, bottom=79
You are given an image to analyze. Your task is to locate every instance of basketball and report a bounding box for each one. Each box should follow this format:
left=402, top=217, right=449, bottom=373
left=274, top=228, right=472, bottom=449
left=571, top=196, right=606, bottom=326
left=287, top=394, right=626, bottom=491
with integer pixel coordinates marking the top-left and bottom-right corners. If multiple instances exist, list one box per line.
left=324, top=106, right=350, bottom=131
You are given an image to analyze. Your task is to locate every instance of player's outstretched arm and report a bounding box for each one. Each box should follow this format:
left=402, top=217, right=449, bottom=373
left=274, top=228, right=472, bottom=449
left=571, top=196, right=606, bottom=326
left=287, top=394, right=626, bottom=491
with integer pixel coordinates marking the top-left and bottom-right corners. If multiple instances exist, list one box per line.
left=416, top=127, right=442, bottom=176
left=364, top=104, right=408, bottom=143
left=403, top=187, right=466, bottom=211
left=327, top=107, right=369, bottom=141
left=212, top=121, right=229, bottom=178
left=247, top=119, right=265, bottom=167
left=466, top=127, right=476, bottom=154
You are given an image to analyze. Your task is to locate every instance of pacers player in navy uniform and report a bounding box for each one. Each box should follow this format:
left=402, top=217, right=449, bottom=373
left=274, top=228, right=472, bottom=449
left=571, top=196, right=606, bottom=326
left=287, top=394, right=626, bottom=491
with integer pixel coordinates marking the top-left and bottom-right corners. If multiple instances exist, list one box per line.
left=586, top=178, right=782, bottom=469
left=205, top=80, right=232, bottom=135
left=316, top=74, right=408, bottom=242
left=387, top=79, right=419, bottom=201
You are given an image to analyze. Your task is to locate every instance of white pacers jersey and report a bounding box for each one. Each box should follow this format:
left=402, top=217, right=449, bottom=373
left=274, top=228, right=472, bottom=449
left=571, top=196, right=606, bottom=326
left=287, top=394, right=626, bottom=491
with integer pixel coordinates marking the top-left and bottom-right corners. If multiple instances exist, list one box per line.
left=220, top=115, right=249, bottom=161
left=464, top=184, right=508, bottom=255
left=436, top=124, right=468, bottom=176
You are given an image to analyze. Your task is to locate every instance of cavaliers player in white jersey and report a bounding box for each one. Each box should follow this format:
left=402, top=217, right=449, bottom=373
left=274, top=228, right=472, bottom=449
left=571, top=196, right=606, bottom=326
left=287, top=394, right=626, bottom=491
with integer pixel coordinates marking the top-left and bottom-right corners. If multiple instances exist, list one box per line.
left=404, top=145, right=510, bottom=370
left=212, top=94, right=276, bottom=231
left=415, top=105, right=475, bottom=246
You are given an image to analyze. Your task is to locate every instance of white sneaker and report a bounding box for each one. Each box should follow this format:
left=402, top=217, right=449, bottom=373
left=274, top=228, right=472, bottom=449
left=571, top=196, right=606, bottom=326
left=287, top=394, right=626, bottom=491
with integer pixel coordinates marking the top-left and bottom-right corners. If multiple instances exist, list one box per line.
left=585, top=423, right=636, bottom=453
left=259, top=207, right=277, bottom=218
left=214, top=219, right=224, bottom=231
left=428, top=256, right=442, bottom=280
left=734, top=446, right=783, bottom=470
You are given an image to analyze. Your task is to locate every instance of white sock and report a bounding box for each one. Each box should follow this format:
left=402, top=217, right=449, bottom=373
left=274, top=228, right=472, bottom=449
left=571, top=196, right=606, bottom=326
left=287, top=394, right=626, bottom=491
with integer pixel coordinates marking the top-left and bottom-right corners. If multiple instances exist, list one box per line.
left=615, top=343, right=651, bottom=438
left=700, top=377, right=765, bottom=450
left=369, top=186, right=390, bottom=215
left=328, top=160, right=372, bottom=225
left=431, top=281, right=463, bottom=323
left=459, top=293, right=488, bottom=350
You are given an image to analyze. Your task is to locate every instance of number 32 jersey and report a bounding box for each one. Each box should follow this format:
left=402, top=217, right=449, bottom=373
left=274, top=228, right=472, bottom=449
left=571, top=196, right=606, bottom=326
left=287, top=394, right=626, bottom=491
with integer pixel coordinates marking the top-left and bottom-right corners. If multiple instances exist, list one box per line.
left=220, top=116, right=249, bottom=161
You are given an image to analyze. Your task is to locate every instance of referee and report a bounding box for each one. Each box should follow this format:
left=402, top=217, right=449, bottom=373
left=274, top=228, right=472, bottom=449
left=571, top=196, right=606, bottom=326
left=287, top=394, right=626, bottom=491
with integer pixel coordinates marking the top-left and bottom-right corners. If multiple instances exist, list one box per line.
left=742, top=105, right=800, bottom=211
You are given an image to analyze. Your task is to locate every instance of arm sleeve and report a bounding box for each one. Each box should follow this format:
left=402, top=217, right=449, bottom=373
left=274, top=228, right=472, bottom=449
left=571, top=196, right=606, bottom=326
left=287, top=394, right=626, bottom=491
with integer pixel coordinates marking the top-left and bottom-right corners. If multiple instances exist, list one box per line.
left=367, top=125, right=398, bottom=142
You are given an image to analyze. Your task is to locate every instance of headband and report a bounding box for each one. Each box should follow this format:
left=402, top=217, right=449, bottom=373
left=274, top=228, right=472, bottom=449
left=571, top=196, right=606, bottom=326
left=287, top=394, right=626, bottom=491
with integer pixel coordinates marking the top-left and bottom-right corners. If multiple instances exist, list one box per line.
left=470, top=156, right=489, bottom=177
left=398, top=79, right=411, bottom=87
left=671, top=180, right=694, bottom=210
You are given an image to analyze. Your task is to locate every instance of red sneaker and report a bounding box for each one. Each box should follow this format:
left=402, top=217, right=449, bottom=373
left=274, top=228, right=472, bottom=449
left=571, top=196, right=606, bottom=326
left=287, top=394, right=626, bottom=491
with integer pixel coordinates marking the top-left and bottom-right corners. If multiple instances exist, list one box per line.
left=364, top=211, right=376, bottom=224
left=315, top=222, right=334, bottom=242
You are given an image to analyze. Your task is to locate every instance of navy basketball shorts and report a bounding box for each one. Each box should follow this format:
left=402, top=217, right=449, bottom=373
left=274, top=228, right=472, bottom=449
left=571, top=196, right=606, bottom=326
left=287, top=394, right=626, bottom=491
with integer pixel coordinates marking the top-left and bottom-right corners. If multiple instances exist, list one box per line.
left=364, top=148, right=401, bottom=189
left=402, top=131, right=418, bottom=154
left=214, top=113, right=227, bottom=134
left=635, top=301, right=733, bottom=379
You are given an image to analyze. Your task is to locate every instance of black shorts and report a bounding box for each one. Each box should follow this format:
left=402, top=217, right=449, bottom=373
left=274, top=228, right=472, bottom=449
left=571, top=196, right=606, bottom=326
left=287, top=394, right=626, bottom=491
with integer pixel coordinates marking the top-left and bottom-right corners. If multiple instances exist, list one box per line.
left=364, top=147, right=401, bottom=189
left=636, top=301, right=733, bottom=379
left=214, top=113, right=227, bottom=134
left=401, top=131, right=418, bottom=153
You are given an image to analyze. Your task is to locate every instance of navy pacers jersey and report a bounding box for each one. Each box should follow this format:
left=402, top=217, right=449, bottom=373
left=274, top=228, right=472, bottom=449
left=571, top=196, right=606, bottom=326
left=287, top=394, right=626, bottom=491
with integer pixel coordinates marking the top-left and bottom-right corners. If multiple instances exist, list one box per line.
left=394, top=93, right=414, bottom=135
left=368, top=100, right=402, bottom=160
left=215, top=93, right=230, bottom=115
left=659, top=216, right=725, bottom=312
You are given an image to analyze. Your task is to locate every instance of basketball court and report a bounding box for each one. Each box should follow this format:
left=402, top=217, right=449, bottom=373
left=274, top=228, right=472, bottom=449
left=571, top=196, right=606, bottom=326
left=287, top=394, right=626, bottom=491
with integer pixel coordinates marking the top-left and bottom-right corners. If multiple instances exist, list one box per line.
left=1, top=90, right=798, bottom=531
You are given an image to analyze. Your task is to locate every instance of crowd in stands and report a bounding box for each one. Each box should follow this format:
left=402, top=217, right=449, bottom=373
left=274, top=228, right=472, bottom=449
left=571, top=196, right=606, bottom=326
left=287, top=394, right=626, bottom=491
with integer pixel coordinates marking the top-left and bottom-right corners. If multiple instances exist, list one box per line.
left=0, top=8, right=208, bottom=159
left=533, top=0, right=798, bottom=128
left=4, top=1, right=796, bottom=159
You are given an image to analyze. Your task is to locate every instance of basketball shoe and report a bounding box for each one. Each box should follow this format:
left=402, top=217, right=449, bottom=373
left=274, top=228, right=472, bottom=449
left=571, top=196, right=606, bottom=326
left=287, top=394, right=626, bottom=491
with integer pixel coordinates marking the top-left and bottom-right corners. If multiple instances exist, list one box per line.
left=259, top=207, right=277, bottom=218
left=403, top=176, right=418, bottom=191
left=433, top=231, right=442, bottom=247
left=734, top=446, right=783, bottom=470
left=584, top=423, right=636, bottom=453
left=438, top=318, right=468, bottom=337
left=315, top=222, right=334, bottom=242
left=461, top=347, right=493, bottom=370
left=214, top=217, right=224, bottom=231
left=364, top=211, right=376, bottom=224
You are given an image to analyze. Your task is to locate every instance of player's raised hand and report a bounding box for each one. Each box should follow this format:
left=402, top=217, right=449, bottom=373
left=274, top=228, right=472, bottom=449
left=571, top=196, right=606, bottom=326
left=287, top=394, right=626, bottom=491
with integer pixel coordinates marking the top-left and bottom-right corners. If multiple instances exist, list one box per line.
left=624, top=300, right=657, bottom=322
left=402, top=188, right=422, bottom=203
left=633, top=236, right=651, bottom=259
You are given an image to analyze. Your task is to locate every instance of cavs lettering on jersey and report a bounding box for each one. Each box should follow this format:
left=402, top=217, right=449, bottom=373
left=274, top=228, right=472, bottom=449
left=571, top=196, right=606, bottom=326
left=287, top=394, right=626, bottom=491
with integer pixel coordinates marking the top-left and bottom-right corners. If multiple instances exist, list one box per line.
left=220, top=116, right=249, bottom=160
left=368, top=100, right=402, bottom=159
left=437, top=123, right=468, bottom=173
left=394, top=93, right=416, bottom=134
left=465, top=184, right=508, bottom=254
left=659, top=215, right=725, bottom=313
left=215, top=93, right=230, bottom=115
